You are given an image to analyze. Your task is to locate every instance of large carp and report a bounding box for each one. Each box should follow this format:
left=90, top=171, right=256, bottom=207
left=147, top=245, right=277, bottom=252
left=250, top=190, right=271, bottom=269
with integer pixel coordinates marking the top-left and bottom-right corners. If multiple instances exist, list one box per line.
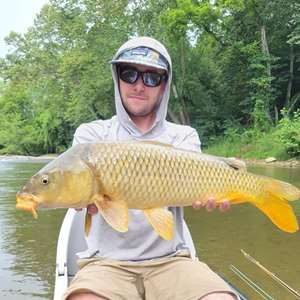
left=16, top=141, right=300, bottom=240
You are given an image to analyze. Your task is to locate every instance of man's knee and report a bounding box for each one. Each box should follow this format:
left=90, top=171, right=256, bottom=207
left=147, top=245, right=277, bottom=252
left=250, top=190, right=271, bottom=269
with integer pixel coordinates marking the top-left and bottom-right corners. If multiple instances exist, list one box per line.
left=66, top=292, right=108, bottom=300
left=200, top=292, right=238, bottom=300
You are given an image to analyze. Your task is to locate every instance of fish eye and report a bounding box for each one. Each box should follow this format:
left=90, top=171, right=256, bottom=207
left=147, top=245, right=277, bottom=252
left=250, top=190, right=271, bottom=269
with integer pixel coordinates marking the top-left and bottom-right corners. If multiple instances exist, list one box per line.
left=41, top=175, right=49, bottom=185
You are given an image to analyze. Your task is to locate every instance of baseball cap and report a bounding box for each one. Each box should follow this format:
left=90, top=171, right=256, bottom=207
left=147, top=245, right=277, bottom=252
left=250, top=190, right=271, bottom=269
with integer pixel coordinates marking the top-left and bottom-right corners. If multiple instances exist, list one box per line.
left=111, top=46, right=169, bottom=71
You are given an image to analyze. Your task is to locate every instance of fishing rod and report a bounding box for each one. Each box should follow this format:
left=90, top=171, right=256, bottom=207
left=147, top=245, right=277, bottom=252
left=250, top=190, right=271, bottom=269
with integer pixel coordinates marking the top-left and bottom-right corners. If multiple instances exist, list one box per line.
left=230, top=264, right=274, bottom=300
left=241, top=249, right=300, bottom=299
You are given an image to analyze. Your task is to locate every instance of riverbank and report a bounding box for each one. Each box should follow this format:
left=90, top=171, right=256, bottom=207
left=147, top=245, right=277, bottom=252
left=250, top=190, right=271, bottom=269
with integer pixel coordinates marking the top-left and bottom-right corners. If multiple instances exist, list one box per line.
left=0, top=154, right=57, bottom=162
left=1, top=154, right=299, bottom=168
left=245, top=158, right=300, bottom=168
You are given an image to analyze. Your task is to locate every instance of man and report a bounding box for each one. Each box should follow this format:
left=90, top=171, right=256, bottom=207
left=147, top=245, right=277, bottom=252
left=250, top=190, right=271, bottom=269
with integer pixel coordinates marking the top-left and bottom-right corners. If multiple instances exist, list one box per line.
left=64, top=36, right=238, bottom=300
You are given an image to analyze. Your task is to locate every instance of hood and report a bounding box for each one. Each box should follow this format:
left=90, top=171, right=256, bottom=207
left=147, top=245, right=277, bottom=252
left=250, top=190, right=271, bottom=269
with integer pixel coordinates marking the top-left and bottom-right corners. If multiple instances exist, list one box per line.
left=111, top=36, right=172, bottom=139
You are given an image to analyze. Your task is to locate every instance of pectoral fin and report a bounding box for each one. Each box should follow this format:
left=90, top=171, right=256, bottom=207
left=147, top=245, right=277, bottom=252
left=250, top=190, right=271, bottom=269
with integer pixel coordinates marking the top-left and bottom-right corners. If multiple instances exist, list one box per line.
left=92, top=194, right=129, bottom=233
left=144, top=207, right=174, bottom=240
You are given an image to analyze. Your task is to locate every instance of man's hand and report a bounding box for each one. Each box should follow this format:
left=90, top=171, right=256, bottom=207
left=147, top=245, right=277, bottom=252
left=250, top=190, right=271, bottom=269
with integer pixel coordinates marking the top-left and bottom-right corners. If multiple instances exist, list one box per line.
left=192, top=197, right=230, bottom=212
left=78, top=198, right=230, bottom=215
left=75, top=204, right=98, bottom=214
left=87, top=203, right=98, bottom=214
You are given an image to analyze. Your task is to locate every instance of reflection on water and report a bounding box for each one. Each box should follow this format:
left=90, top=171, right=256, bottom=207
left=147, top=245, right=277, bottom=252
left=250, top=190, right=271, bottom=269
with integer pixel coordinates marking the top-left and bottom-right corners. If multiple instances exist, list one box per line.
left=0, top=161, right=65, bottom=300
left=0, top=161, right=299, bottom=299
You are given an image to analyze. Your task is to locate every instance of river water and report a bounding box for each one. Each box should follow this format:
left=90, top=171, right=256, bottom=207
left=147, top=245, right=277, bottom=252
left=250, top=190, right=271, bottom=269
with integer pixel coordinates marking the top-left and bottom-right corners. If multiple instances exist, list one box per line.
left=0, top=160, right=299, bottom=299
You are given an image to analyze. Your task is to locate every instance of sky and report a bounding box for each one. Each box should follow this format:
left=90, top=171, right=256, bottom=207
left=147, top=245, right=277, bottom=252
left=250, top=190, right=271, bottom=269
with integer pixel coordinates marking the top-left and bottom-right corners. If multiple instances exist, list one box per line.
left=0, top=0, right=49, bottom=57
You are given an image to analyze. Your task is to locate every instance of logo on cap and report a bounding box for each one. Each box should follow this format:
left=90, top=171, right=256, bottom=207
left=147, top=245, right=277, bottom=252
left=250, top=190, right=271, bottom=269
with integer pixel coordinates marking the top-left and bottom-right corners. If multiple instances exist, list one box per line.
left=111, top=47, right=169, bottom=71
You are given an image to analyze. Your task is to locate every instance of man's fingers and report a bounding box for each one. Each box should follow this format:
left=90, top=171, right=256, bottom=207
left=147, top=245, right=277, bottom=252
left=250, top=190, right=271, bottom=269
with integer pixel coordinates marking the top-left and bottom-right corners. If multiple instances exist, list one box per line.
left=192, top=200, right=204, bottom=209
left=205, top=197, right=216, bottom=212
left=87, top=204, right=98, bottom=215
left=192, top=197, right=218, bottom=211
left=75, top=204, right=99, bottom=214
left=219, top=200, right=230, bottom=212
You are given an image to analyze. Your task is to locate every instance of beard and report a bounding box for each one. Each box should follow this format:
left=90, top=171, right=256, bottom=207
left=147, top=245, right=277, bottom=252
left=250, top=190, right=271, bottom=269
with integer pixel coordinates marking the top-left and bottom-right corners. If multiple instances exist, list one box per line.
left=122, top=96, right=161, bottom=118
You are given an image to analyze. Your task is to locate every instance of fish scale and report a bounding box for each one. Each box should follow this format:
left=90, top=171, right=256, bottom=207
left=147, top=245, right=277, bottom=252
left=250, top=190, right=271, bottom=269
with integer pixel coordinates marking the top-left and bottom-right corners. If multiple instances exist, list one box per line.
left=86, top=143, right=276, bottom=206
left=16, top=141, right=300, bottom=240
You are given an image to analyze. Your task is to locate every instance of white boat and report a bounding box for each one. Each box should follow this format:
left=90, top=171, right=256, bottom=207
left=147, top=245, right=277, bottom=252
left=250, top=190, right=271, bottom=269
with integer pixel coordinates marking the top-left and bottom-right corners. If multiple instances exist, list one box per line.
left=54, top=209, right=248, bottom=300
left=54, top=209, right=87, bottom=300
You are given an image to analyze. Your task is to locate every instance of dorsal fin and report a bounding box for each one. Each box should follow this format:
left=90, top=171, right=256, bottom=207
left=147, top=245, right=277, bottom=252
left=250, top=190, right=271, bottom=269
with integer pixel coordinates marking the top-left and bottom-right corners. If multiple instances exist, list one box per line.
left=219, top=157, right=247, bottom=171
left=195, top=152, right=247, bottom=171
left=135, top=140, right=245, bottom=171
left=139, top=140, right=173, bottom=148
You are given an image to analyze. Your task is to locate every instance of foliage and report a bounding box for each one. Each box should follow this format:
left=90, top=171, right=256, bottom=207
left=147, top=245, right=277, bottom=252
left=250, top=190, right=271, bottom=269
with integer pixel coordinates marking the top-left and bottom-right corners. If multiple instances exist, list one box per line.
left=206, top=126, right=289, bottom=160
left=0, top=0, right=129, bottom=154
left=275, top=110, right=300, bottom=157
left=0, top=0, right=300, bottom=157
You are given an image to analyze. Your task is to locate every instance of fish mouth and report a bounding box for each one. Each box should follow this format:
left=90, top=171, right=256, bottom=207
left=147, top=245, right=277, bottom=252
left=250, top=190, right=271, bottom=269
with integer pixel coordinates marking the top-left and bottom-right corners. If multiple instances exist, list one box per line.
left=16, top=192, right=39, bottom=219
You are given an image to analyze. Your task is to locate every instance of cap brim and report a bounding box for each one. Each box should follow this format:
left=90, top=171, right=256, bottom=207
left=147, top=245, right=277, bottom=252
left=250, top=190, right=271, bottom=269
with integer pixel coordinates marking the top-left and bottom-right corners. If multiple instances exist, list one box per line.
left=110, top=59, right=168, bottom=71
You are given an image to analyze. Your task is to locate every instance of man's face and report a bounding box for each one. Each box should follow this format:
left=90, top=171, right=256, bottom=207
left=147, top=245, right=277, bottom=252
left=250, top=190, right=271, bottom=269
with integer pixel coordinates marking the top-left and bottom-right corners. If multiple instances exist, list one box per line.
left=118, top=63, right=167, bottom=118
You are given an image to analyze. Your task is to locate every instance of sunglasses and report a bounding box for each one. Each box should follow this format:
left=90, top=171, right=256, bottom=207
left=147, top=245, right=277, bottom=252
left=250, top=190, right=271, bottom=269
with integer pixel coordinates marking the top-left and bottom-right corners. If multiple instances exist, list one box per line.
left=118, top=65, right=168, bottom=87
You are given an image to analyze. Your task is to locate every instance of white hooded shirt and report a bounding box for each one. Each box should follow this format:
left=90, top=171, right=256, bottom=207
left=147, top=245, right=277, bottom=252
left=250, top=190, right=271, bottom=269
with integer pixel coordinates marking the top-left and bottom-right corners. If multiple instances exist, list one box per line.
left=72, top=37, right=201, bottom=261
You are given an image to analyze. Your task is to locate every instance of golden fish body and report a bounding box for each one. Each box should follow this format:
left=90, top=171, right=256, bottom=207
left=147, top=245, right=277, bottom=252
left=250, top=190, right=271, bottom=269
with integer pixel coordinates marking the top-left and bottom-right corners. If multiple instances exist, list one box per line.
left=16, top=141, right=300, bottom=240
left=97, top=143, right=257, bottom=207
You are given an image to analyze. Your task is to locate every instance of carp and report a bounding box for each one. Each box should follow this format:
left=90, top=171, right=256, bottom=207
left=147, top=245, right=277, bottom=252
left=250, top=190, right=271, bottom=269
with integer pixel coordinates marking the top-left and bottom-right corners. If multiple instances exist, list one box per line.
left=16, top=141, right=300, bottom=240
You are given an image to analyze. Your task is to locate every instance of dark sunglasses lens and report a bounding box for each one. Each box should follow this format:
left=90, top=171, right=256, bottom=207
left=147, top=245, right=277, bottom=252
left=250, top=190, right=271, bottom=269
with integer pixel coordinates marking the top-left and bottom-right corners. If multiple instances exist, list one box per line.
left=143, top=72, right=162, bottom=87
left=119, top=66, right=166, bottom=87
left=120, top=69, right=138, bottom=84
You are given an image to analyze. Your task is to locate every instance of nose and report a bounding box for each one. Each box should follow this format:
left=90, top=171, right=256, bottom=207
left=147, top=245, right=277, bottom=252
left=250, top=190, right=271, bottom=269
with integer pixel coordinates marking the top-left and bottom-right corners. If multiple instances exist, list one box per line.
left=133, top=76, right=145, bottom=92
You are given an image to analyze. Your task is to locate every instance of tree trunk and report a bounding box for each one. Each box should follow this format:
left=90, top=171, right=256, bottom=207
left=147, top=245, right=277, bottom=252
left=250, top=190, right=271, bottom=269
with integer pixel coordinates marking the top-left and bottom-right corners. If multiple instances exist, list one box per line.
left=260, top=24, right=272, bottom=123
left=178, top=39, right=190, bottom=125
left=167, top=108, right=180, bottom=124
left=261, top=25, right=271, bottom=76
left=274, top=105, right=278, bottom=124
left=285, top=45, right=295, bottom=111
left=179, top=110, right=186, bottom=124
left=288, top=92, right=300, bottom=116
left=182, top=96, right=190, bottom=125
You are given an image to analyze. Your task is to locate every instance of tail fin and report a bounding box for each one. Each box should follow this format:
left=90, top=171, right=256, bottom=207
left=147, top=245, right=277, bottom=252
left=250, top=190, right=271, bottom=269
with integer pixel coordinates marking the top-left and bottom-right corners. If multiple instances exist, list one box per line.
left=254, top=178, right=300, bottom=233
left=264, top=178, right=300, bottom=201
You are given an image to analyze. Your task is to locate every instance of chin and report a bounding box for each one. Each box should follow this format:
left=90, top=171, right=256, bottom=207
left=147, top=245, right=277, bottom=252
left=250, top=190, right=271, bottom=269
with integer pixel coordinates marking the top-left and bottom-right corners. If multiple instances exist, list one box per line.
left=126, top=106, right=150, bottom=117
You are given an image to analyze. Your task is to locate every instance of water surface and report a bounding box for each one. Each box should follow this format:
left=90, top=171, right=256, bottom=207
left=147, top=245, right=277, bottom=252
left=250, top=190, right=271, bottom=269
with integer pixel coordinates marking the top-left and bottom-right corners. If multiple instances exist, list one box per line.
left=0, top=161, right=299, bottom=299
left=0, top=160, right=65, bottom=299
left=186, top=165, right=300, bottom=299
